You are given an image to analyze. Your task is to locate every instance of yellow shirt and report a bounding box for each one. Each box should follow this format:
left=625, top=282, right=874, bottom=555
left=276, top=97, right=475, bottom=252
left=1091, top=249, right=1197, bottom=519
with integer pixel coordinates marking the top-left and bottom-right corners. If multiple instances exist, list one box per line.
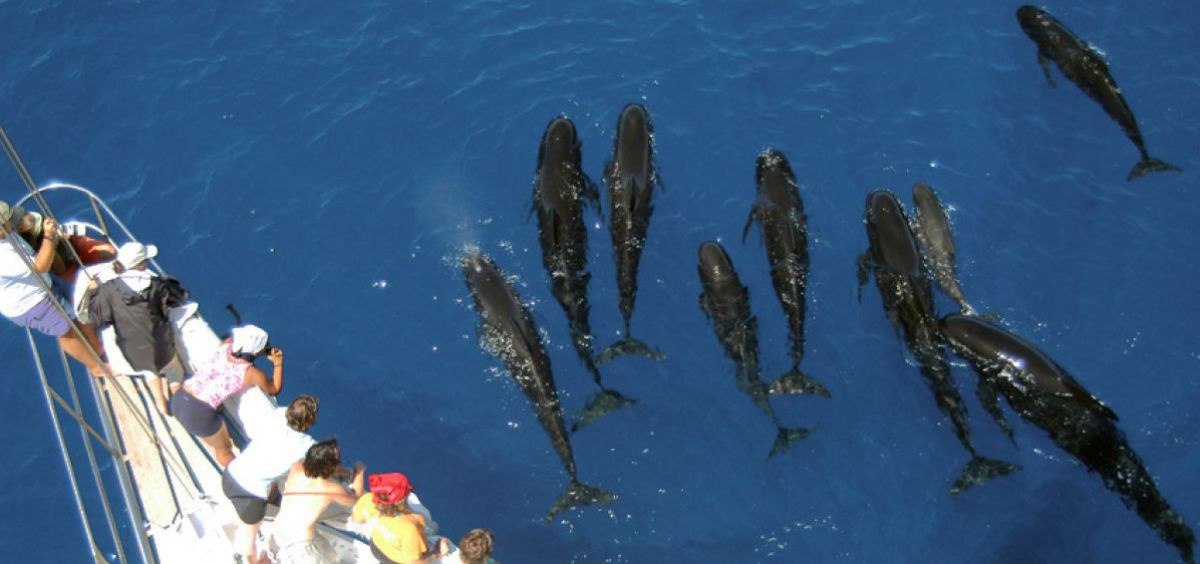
left=352, top=494, right=429, bottom=563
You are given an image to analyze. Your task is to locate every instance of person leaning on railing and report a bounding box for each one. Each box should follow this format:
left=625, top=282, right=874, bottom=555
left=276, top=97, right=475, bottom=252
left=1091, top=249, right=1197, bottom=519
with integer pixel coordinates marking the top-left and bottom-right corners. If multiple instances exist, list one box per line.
left=0, top=201, right=107, bottom=376
left=7, top=203, right=114, bottom=284
left=350, top=472, right=452, bottom=564
left=170, top=324, right=283, bottom=467
left=274, top=438, right=365, bottom=564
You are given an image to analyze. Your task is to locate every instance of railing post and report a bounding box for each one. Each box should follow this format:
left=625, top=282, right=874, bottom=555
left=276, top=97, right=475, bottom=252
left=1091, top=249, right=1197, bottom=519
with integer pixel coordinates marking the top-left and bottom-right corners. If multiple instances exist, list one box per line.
left=57, top=346, right=128, bottom=563
left=90, top=375, right=158, bottom=564
left=27, top=329, right=103, bottom=560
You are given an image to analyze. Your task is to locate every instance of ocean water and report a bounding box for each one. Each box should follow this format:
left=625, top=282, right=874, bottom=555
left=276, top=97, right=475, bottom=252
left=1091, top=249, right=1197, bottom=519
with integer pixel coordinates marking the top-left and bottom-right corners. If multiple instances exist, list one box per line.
left=1, top=1, right=1198, bottom=562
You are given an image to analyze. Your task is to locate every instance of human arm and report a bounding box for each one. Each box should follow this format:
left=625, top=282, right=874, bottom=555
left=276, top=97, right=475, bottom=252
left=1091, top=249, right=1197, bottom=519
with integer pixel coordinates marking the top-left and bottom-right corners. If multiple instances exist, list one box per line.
left=331, top=462, right=366, bottom=507
left=407, top=536, right=452, bottom=564
left=243, top=347, right=284, bottom=396
left=86, top=284, right=113, bottom=329
left=32, top=218, right=59, bottom=274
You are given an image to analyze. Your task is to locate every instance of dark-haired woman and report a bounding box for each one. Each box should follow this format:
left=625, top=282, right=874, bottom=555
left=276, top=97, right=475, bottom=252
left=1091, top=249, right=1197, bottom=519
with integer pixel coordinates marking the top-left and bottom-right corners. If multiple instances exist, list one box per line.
left=275, top=439, right=364, bottom=564
left=170, top=324, right=283, bottom=466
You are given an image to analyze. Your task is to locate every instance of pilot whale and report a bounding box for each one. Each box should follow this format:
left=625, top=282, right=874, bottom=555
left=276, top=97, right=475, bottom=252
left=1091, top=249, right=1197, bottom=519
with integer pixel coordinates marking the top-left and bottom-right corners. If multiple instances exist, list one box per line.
left=911, top=183, right=975, bottom=316
left=697, top=241, right=824, bottom=458
left=531, top=116, right=635, bottom=432
left=1017, top=5, right=1180, bottom=181
left=743, top=149, right=830, bottom=397
left=858, top=190, right=1017, bottom=494
left=597, top=103, right=666, bottom=365
left=462, top=252, right=616, bottom=520
left=941, top=314, right=1195, bottom=564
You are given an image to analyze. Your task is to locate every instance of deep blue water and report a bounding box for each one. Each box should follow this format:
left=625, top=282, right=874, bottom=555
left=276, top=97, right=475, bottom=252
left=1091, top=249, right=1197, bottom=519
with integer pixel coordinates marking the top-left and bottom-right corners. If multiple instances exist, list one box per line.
left=2, top=1, right=1198, bottom=562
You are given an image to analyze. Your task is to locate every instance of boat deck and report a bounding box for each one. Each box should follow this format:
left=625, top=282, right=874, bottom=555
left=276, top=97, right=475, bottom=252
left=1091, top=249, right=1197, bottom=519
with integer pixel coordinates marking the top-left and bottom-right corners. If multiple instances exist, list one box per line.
left=99, top=316, right=367, bottom=563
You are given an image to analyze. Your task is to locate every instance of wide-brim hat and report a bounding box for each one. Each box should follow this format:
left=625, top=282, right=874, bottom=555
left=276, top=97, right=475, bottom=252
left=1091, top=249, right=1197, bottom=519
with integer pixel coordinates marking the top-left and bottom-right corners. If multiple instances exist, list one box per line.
left=231, top=325, right=270, bottom=356
left=116, top=241, right=158, bottom=267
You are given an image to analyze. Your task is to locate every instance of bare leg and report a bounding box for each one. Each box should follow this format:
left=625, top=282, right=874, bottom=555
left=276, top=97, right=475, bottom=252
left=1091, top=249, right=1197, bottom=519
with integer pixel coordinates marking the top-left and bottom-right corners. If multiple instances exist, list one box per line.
left=57, top=329, right=106, bottom=376
left=202, top=424, right=236, bottom=467
left=234, top=521, right=263, bottom=564
left=77, top=322, right=105, bottom=361
left=149, top=375, right=171, bottom=416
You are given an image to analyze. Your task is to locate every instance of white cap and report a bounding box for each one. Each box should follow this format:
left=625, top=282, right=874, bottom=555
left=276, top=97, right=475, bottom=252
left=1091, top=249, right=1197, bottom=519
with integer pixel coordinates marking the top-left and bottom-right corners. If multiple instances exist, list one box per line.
left=231, top=325, right=269, bottom=355
left=116, top=242, right=158, bottom=268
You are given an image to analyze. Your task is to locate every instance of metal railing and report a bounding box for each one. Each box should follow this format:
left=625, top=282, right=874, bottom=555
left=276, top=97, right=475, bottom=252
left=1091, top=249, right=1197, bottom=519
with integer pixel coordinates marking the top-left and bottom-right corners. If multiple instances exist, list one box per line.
left=16, top=183, right=367, bottom=563
left=17, top=183, right=164, bottom=563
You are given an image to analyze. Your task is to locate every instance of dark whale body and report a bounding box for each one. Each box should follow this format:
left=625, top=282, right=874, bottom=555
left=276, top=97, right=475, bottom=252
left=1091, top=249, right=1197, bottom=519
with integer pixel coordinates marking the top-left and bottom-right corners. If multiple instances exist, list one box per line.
left=858, top=190, right=1017, bottom=494
left=597, top=103, right=666, bottom=365
left=697, top=241, right=824, bottom=458
left=462, top=252, right=616, bottom=520
left=1016, top=5, right=1180, bottom=181
left=531, top=116, right=635, bottom=432
left=911, top=183, right=974, bottom=315
left=942, top=314, right=1195, bottom=564
left=743, top=149, right=830, bottom=397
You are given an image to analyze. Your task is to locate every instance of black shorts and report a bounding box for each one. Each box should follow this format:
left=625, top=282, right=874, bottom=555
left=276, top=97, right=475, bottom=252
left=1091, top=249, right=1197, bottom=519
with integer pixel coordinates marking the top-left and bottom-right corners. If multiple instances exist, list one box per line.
left=222, top=470, right=267, bottom=525
left=170, top=389, right=223, bottom=438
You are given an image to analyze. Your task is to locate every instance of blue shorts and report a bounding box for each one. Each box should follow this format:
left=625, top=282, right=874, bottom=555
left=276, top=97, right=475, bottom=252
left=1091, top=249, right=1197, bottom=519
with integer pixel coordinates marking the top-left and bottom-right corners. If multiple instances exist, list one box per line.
left=170, top=389, right=223, bottom=438
left=10, top=298, right=71, bottom=337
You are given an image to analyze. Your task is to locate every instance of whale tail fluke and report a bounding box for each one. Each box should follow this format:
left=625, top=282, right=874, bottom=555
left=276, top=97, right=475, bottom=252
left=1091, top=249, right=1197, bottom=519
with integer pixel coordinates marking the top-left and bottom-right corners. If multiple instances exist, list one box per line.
left=950, top=456, right=1020, bottom=495
left=768, top=426, right=817, bottom=459
left=769, top=369, right=832, bottom=398
left=1156, top=509, right=1196, bottom=564
left=596, top=337, right=666, bottom=365
left=570, top=389, right=637, bottom=433
left=1128, top=157, right=1182, bottom=181
left=546, top=480, right=618, bottom=522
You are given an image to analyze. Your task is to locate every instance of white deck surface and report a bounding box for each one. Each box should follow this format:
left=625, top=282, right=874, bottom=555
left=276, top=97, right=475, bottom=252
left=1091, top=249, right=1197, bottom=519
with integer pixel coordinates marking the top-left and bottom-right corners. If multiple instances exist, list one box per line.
left=99, top=307, right=368, bottom=563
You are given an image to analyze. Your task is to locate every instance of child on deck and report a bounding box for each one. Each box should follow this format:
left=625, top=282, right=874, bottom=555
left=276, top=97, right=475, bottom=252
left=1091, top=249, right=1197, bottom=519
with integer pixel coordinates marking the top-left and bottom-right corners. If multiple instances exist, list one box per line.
left=438, top=529, right=496, bottom=564
left=350, top=472, right=451, bottom=564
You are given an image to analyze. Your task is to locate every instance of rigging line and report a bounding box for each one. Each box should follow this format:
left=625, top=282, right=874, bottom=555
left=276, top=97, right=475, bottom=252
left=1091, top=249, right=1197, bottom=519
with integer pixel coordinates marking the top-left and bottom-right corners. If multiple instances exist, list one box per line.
left=0, top=120, right=38, bottom=192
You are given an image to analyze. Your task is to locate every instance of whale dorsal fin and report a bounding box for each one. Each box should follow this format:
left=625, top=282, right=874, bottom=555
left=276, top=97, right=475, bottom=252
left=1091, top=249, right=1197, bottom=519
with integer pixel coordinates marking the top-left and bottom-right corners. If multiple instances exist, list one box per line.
left=508, top=317, right=536, bottom=359
left=1084, top=42, right=1110, bottom=67
left=545, top=205, right=563, bottom=249
left=1056, top=363, right=1119, bottom=420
